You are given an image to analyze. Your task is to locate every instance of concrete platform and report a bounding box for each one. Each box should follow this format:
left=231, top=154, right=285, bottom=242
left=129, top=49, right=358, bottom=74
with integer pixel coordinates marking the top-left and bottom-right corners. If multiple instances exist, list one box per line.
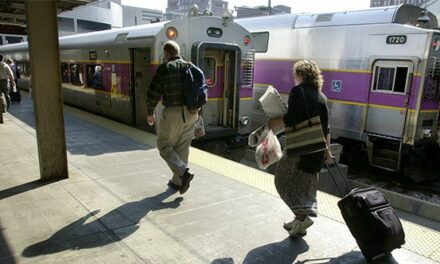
left=0, top=95, right=439, bottom=264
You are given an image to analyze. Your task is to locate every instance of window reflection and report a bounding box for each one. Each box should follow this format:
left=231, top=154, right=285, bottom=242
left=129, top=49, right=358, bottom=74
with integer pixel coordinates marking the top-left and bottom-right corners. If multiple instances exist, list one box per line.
left=86, top=64, right=103, bottom=89
left=70, top=64, right=84, bottom=86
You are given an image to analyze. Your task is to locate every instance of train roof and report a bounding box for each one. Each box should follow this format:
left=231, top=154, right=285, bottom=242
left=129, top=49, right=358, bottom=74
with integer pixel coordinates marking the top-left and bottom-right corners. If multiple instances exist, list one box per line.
left=237, top=4, right=438, bottom=31
left=0, top=21, right=166, bottom=52
left=59, top=22, right=166, bottom=49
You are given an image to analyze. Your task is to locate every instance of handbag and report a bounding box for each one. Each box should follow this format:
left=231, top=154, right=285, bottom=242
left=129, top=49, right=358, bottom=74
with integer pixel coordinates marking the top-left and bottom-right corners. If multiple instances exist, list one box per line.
left=285, top=87, right=327, bottom=156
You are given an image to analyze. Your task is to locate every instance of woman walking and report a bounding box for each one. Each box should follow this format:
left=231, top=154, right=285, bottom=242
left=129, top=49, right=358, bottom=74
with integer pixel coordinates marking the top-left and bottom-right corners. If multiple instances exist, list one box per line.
left=269, top=60, right=333, bottom=237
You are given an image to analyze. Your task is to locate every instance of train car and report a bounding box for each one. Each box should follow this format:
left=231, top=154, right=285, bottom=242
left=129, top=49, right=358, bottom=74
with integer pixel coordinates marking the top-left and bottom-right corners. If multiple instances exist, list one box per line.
left=0, top=9, right=256, bottom=159
left=237, top=5, right=440, bottom=181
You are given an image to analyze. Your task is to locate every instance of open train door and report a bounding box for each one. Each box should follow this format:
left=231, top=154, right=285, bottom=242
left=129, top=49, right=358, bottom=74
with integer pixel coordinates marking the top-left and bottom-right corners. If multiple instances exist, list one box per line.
left=364, top=60, right=414, bottom=170
left=132, top=48, right=154, bottom=132
left=191, top=42, right=241, bottom=142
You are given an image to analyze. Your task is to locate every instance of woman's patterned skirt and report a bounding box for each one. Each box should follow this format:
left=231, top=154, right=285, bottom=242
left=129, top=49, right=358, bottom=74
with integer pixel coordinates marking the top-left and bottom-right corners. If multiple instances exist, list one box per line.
left=274, top=154, right=319, bottom=217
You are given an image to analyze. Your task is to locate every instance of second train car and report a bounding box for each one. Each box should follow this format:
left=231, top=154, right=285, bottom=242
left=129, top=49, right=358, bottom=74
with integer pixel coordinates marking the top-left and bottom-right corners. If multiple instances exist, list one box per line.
left=237, top=4, right=440, bottom=181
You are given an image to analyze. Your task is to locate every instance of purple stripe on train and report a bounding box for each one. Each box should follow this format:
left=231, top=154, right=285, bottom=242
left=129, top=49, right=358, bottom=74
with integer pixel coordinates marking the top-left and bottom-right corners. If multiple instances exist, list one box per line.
left=255, top=60, right=439, bottom=111
left=254, top=60, right=294, bottom=93
left=150, top=65, right=252, bottom=99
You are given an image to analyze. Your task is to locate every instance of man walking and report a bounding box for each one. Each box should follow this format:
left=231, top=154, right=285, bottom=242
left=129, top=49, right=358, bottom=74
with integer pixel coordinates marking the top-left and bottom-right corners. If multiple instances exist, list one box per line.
left=0, top=55, right=16, bottom=112
left=146, top=41, right=199, bottom=194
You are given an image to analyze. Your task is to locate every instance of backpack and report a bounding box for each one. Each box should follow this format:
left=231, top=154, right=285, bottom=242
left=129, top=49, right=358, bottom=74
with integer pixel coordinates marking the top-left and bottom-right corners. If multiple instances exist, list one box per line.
left=182, top=63, right=208, bottom=111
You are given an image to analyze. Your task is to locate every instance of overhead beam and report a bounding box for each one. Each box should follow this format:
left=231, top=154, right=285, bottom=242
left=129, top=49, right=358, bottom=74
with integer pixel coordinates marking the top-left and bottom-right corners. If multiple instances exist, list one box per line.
left=0, top=12, right=25, bottom=20
left=0, top=20, right=24, bottom=26
left=10, top=3, right=25, bottom=9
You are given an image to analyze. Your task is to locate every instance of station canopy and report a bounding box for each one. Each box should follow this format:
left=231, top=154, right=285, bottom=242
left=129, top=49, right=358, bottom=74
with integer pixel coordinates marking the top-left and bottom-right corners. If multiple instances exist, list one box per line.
left=0, top=0, right=96, bottom=30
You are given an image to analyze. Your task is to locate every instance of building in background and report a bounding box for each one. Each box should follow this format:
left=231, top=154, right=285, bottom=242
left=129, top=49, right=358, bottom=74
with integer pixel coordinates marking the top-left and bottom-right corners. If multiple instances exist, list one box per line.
left=58, top=0, right=162, bottom=36
left=0, top=0, right=163, bottom=44
left=165, top=0, right=229, bottom=20
left=370, top=0, right=430, bottom=7
left=122, top=5, right=163, bottom=26
left=235, top=5, right=290, bottom=18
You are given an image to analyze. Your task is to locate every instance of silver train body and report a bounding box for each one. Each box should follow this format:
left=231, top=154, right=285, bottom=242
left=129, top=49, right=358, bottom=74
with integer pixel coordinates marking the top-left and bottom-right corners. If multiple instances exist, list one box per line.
left=237, top=5, right=440, bottom=181
left=0, top=13, right=257, bottom=157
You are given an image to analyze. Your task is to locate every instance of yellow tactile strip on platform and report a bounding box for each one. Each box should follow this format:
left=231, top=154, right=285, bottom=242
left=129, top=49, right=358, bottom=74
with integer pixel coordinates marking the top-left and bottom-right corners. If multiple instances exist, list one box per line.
left=189, top=148, right=440, bottom=262
left=65, top=106, right=440, bottom=262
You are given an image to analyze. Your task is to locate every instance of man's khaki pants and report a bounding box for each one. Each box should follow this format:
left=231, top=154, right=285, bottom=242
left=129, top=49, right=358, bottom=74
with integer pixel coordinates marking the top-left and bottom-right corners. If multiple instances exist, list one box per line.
left=157, top=106, right=198, bottom=185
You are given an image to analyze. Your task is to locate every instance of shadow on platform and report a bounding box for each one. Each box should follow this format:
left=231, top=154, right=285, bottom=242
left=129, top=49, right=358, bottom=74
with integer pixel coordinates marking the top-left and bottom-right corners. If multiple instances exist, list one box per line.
left=7, top=99, right=150, bottom=156
left=211, top=237, right=309, bottom=264
left=0, top=179, right=61, bottom=200
left=0, top=224, right=16, bottom=264
left=211, top=244, right=400, bottom=264
left=22, top=188, right=182, bottom=258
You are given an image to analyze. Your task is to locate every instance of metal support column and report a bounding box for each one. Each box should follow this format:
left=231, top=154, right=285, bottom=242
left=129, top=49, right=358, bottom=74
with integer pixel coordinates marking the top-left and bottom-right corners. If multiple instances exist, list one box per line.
left=25, top=0, right=68, bottom=180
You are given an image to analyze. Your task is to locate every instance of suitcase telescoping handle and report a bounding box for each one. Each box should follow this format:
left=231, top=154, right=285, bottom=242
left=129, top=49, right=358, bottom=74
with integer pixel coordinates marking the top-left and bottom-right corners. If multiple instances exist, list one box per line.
left=325, top=157, right=352, bottom=197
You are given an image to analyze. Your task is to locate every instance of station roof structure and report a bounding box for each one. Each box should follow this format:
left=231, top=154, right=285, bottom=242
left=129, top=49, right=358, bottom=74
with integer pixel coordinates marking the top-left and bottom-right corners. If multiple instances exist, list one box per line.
left=0, top=0, right=96, bottom=26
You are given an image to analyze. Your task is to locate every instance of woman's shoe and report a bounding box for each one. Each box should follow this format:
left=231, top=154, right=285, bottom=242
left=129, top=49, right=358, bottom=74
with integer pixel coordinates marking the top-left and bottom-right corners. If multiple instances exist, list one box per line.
left=283, top=219, right=295, bottom=231
left=288, top=217, right=313, bottom=237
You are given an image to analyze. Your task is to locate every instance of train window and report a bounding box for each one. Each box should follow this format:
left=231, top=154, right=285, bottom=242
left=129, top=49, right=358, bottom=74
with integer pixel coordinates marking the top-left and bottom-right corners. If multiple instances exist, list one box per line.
left=61, top=63, right=69, bottom=83
left=372, top=62, right=411, bottom=94
left=394, top=67, right=408, bottom=93
left=70, top=64, right=84, bottom=86
left=86, top=64, right=103, bottom=89
left=375, top=67, right=394, bottom=91
left=203, top=58, right=216, bottom=86
left=252, top=32, right=269, bottom=53
left=5, top=36, right=23, bottom=44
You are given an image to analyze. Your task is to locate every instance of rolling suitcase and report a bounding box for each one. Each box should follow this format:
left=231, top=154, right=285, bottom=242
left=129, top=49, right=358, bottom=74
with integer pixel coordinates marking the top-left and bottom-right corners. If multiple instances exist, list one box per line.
left=10, top=88, right=21, bottom=103
left=325, top=159, right=405, bottom=262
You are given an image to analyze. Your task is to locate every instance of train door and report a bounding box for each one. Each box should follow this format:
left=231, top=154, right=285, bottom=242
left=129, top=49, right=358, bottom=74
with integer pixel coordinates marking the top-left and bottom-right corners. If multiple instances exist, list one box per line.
left=364, top=60, right=414, bottom=169
left=365, top=60, right=414, bottom=137
left=192, top=43, right=241, bottom=139
left=132, top=48, right=152, bottom=131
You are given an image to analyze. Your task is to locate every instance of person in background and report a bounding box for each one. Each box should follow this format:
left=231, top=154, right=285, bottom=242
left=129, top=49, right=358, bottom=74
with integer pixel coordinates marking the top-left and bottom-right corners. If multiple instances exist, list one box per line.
left=0, top=55, right=16, bottom=112
left=6, top=58, right=20, bottom=85
left=145, top=40, right=199, bottom=195
left=268, top=60, right=333, bottom=237
left=91, top=65, right=102, bottom=89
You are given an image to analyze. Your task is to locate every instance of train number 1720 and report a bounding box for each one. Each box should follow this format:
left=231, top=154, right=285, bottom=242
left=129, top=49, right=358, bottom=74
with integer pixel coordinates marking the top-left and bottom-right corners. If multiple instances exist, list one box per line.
left=386, top=35, right=407, bottom=44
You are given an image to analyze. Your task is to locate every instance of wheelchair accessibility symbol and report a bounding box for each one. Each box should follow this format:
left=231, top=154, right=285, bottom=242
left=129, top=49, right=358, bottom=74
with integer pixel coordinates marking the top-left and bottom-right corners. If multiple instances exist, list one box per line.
left=331, top=80, right=342, bottom=92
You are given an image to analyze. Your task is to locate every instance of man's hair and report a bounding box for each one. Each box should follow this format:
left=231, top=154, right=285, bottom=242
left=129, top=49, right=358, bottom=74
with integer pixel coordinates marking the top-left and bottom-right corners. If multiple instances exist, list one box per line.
left=5, top=58, right=13, bottom=64
left=293, top=60, right=323, bottom=90
left=0, top=55, right=3, bottom=62
left=163, top=40, right=180, bottom=56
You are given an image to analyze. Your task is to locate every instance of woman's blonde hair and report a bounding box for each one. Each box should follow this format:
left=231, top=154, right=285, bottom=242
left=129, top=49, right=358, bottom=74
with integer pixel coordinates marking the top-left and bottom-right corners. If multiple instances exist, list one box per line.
left=293, top=60, right=323, bottom=90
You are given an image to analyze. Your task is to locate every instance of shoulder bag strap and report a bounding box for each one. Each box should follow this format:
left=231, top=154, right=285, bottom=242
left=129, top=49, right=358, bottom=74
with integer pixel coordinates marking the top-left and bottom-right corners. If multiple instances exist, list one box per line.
left=299, top=86, right=313, bottom=125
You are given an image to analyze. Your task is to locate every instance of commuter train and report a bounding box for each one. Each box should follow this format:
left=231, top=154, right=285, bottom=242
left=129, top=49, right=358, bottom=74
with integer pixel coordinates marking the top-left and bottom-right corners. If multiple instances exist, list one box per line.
left=237, top=4, right=440, bottom=181
left=0, top=9, right=256, bottom=159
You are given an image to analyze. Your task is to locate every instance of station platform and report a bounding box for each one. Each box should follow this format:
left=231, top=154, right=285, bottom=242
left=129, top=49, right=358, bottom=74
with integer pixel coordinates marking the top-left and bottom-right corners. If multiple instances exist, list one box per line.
left=0, top=94, right=439, bottom=264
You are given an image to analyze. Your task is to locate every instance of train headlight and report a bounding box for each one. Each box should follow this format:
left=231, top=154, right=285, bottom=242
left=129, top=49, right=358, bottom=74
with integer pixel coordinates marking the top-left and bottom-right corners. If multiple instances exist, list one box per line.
left=166, top=27, right=178, bottom=40
left=240, top=116, right=249, bottom=126
left=422, top=129, right=432, bottom=139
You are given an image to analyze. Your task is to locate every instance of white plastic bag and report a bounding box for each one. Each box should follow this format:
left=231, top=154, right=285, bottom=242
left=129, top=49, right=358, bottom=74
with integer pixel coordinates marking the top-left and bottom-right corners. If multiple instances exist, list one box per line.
left=194, top=116, right=205, bottom=138
left=255, top=129, right=283, bottom=170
